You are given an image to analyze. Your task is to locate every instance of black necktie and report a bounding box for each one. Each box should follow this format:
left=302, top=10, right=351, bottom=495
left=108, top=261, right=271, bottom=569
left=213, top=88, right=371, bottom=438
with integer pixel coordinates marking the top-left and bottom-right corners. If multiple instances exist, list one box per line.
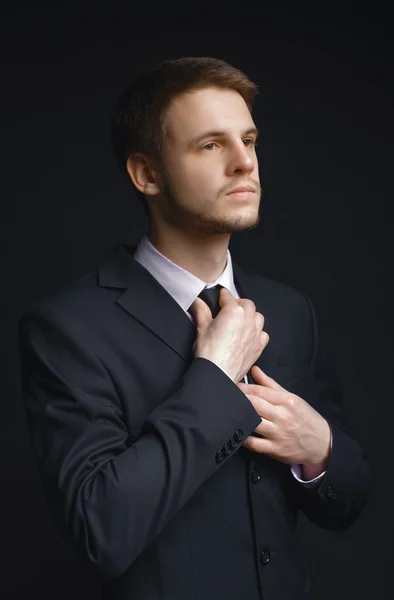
left=195, top=284, right=224, bottom=318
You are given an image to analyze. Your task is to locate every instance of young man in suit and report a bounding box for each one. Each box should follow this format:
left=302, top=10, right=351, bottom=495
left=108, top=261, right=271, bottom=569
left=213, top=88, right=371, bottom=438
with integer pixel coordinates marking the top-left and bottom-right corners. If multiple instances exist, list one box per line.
left=18, top=57, right=371, bottom=599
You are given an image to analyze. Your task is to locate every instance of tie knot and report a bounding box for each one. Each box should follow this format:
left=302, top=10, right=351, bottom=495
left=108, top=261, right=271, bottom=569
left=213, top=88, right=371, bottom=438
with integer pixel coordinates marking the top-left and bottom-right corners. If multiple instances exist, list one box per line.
left=195, top=284, right=224, bottom=318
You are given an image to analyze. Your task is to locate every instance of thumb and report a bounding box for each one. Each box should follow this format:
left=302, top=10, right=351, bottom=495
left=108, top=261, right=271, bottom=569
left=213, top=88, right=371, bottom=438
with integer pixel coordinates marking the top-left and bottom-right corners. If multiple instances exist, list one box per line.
left=190, top=297, right=211, bottom=325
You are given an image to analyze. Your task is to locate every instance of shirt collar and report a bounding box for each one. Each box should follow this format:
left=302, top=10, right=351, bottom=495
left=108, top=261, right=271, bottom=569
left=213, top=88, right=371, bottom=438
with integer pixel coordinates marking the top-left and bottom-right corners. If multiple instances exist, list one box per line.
left=133, top=233, right=239, bottom=313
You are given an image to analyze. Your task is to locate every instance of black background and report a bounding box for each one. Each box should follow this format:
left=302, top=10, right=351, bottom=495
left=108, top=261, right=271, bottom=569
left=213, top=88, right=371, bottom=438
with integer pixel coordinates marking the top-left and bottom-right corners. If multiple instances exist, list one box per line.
left=1, top=6, right=393, bottom=599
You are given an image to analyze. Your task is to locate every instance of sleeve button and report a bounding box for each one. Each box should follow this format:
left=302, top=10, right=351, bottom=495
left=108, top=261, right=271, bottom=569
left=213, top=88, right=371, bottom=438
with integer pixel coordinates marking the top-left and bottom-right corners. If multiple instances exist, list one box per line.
left=229, top=436, right=238, bottom=449
left=216, top=449, right=224, bottom=463
left=223, top=443, right=232, bottom=456
left=251, top=468, right=261, bottom=483
left=235, top=429, right=244, bottom=441
left=325, top=486, right=338, bottom=500
left=260, top=550, right=271, bottom=565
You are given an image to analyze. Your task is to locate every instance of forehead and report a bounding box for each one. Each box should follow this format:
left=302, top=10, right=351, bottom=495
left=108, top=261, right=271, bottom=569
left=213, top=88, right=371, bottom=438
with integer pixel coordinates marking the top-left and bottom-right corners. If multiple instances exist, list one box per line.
left=164, top=86, right=255, bottom=143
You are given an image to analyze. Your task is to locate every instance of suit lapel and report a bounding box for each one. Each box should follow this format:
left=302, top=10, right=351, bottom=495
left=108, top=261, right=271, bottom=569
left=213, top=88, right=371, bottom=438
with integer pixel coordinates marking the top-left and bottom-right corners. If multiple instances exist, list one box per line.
left=98, top=242, right=276, bottom=376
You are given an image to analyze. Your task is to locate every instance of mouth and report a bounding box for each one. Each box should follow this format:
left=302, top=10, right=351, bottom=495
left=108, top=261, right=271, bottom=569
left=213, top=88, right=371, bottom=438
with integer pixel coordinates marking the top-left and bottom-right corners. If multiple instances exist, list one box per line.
left=226, top=189, right=256, bottom=199
left=226, top=185, right=257, bottom=197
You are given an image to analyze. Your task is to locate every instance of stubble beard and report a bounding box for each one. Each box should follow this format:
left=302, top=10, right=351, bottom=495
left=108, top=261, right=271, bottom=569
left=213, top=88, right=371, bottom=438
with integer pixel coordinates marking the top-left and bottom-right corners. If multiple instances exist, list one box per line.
left=159, top=169, right=262, bottom=237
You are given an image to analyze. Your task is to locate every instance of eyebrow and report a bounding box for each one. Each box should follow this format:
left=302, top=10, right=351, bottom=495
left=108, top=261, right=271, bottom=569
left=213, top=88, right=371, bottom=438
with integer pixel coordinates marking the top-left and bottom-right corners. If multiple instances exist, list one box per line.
left=188, top=127, right=259, bottom=148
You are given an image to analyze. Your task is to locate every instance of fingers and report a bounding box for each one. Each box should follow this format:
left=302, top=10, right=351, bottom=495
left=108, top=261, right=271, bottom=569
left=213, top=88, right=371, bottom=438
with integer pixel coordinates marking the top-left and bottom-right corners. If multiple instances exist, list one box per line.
left=237, top=298, right=265, bottom=336
left=239, top=390, right=277, bottom=422
left=238, top=380, right=288, bottom=406
left=237, top=297, right=256, bottom=318
left=254, top=417, right=272, bottom=437
left=248, top=410, right=276, bottom=439
left=251, top=366, right=284, bottom=391
left=255, top=311, right=265, bottom=329
left=219, top=287, right=238, bottom=308
left=255, top=312, right=265, bottom=345
left=242, top=434, right=271, bottom=454
left=248, top=394, right=277, bottom=422
left=190, top=297, right=211, bottom=328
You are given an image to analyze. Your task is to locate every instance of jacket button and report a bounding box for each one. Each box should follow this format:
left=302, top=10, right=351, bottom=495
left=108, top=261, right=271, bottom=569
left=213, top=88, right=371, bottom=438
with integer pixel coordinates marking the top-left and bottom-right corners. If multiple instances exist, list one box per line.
left=251, top=468, right=261, bottom=483
left=235, top=429, right=244, bottom=442
left=223, top=443, right=232, bottom=456
left=216, top=449, right=224, bottom=463
left=260, top=550, right=270, bottom=565
left=229, top=436, right=238, bottom=449
left=325, top=486, right=338, bottom=501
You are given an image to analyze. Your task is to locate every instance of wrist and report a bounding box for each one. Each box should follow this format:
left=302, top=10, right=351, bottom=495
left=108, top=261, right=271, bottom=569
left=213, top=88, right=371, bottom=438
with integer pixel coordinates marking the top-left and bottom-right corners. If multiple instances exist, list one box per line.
left=301, top=457, right=329, bottom=480
left=301, top=420, right=332, bottom=480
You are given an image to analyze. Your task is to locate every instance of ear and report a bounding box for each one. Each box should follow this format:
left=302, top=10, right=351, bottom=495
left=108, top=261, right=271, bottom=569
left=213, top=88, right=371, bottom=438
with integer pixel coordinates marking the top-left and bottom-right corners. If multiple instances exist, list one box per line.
left=126, top=153, right=161, bottom=197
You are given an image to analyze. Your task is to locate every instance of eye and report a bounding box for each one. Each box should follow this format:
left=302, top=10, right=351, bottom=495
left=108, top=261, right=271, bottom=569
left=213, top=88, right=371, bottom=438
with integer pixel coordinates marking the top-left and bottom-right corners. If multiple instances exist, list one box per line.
left=201, top=142, right=217, bottom=151
left=243, top=138, right=258, bottom=147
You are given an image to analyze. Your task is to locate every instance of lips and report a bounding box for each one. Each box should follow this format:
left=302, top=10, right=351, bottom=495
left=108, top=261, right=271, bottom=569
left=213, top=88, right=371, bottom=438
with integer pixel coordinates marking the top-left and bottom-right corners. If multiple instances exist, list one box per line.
left=226, top=186, right=256, bottom=195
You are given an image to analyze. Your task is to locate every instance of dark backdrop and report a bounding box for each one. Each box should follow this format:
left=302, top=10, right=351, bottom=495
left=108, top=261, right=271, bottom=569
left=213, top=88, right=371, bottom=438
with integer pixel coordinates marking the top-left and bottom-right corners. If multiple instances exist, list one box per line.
left=1, top=7, right=392, bottom=599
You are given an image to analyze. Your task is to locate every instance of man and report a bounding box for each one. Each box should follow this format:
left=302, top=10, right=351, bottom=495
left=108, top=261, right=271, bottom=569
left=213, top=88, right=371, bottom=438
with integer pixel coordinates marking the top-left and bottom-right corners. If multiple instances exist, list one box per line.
left=18, top=57, right=371, bottom=599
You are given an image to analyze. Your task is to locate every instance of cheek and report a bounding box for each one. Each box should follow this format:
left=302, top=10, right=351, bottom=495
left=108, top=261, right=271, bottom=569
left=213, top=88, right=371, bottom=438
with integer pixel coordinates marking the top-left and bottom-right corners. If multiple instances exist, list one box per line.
left=178, top=161, right=219, bottom=195
left=254, top=156, right=260, bottom=179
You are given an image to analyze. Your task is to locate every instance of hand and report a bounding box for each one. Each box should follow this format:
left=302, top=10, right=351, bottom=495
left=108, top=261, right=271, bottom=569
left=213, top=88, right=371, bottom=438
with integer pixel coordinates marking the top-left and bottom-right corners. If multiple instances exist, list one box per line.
left=237, top=365, right=331, bottom=472
left=191, top=288, right=269, bottom=384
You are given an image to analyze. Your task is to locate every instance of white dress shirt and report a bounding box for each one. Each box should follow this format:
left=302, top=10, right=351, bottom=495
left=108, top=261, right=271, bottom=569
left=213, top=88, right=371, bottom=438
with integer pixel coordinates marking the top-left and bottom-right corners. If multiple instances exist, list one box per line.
left=133, top=233, right=329, bottom=486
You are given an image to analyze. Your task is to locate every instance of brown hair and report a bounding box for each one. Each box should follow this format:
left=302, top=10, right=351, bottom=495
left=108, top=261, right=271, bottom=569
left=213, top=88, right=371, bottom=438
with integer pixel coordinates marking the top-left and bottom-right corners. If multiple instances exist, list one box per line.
left=110, top=57, right=258, bottom=216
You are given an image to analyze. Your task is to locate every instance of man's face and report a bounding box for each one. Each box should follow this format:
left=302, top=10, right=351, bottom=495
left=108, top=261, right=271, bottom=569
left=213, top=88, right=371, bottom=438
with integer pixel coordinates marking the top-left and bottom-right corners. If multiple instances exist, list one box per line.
left=152, top=86, right=261, bottom=236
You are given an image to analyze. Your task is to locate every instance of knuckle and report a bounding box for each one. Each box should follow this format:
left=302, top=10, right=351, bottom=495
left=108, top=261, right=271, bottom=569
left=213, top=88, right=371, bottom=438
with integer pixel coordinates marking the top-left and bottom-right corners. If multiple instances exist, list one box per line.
left=246, top=299, right=256, bottom=311
left=261, top=332, right=269, bottom=345
left=284, top=393, right=297, bottom=409
left=237, top=299, right=247, bottom=309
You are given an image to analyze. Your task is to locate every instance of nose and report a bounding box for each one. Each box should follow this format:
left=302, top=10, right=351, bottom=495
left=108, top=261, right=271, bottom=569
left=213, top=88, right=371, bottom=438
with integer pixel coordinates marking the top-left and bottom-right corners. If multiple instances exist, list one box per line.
left=225, top=140, right=255, bottom=176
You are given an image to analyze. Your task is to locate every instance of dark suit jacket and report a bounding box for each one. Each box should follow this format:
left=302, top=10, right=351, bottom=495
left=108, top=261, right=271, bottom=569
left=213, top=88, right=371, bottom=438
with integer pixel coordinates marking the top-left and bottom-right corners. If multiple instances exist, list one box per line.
left=18, top=241, right=371, bottom=600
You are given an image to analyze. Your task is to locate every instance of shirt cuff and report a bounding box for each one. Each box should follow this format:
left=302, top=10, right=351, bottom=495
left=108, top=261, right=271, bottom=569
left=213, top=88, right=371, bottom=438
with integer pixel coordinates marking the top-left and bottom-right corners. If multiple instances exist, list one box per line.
left=216, top=364, right=248, bottom=384
left=215, top=364, right=235, bottom=383
left=290, top=463, right=326, bottom=487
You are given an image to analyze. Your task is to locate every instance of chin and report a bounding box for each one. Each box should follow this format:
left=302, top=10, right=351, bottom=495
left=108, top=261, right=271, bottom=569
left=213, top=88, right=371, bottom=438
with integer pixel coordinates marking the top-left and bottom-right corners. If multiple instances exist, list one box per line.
left=212, top=215, right=260, bottom=234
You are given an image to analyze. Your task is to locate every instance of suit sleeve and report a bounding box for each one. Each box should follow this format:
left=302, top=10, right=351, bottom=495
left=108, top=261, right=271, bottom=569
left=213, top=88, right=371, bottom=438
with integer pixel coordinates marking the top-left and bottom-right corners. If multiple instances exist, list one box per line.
left=17, top=310, right=262, bottom=581
left=287, top=292, right=371, bottom=530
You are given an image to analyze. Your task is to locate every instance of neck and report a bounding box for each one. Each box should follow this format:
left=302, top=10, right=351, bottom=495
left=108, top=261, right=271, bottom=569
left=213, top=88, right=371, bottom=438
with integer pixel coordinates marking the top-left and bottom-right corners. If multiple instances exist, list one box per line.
left=147, top=224, right=230, bottom=283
